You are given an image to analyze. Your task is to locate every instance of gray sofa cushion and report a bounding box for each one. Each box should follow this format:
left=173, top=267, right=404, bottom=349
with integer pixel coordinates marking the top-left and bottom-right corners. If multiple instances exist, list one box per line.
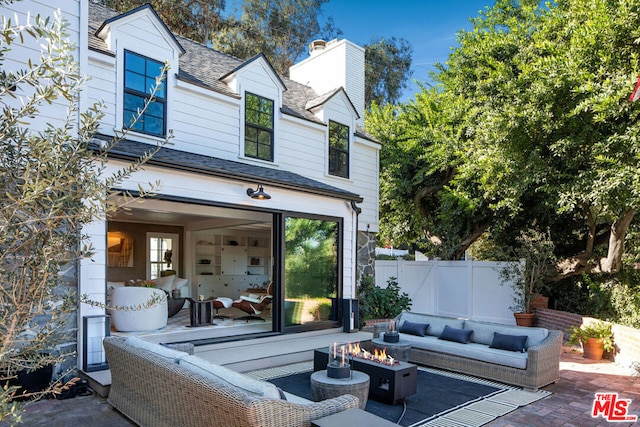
left=399, top=334, right=528, bottom=369
left=398, top=312, right=465, bottom=337
left=180, top=355, right=282, bottom=399
left=464, top=320, right=549, bottom=348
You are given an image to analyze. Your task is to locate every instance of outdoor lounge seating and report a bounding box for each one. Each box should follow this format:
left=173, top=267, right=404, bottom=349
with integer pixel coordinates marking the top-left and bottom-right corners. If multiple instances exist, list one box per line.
left=382, top=311, right=563, bottom=390
left=103, top=336, right=359, bottom=427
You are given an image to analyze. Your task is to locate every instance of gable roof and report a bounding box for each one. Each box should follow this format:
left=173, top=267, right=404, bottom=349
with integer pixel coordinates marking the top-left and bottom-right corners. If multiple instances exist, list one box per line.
left=220, top=53, right=286, bottom=92
left=92, top=135, right=363, bottom=202
left=87, top=2, right=374, bottom=130
left=87, top=3, right=380, bottom=147
left=306, top=87, right=360, bottom=119
left=95, top=3, right=185, bottom=55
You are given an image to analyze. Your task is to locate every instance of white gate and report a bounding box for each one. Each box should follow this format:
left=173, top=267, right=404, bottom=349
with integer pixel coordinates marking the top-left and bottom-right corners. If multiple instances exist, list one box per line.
left=374, top=259, right=517, bottom=325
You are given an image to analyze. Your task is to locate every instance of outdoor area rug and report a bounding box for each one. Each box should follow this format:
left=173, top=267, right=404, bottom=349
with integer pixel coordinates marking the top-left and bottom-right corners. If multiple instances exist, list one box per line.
left=247, top=362, right=551, bottom=427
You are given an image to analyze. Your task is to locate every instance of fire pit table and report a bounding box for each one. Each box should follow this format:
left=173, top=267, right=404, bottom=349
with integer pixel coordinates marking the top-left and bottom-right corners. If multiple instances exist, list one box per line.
left=314, top=346, right=417, bottom=404
left=372, top=337, right=412, bottom=362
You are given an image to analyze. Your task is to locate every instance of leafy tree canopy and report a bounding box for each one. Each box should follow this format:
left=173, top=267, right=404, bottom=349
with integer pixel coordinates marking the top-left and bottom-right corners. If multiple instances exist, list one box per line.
left=100, top=0, right=225, bottom=44
left=367, top=0, right=640, bottom=282
left=365, top=36, right=413, bottom=106
left=211, top=0, right=340, bottom=76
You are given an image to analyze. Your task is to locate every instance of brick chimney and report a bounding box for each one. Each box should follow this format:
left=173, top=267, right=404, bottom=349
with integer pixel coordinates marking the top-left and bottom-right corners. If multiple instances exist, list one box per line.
left=289, top=39, right=365, bottom=126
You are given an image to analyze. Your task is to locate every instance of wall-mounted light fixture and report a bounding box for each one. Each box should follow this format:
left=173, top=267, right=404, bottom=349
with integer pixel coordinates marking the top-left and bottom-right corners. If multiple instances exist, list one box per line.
left=246, top=184, right=271, bottom=200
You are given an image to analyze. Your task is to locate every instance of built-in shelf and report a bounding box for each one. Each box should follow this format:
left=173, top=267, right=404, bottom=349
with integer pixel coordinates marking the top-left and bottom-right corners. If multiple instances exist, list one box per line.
left=192, top=230, right=270, bottom=298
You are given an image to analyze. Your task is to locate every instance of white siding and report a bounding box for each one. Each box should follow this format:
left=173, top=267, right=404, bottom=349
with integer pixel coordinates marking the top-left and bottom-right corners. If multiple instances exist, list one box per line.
left=172, top=92, right=241, bottom=158
left=87, top=56, right=117, bottom=133
left=82, top=9, right=377, bottom=308
left=351, top=139, right=380, bottom=232
left=3, top=1, right=82, bottom=129
left=85, top=57, right=380, bottom=231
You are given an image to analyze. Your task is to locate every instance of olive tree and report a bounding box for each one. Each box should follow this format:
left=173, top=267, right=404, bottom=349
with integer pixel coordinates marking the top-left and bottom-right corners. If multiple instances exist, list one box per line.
left=0, top=9, right=166, bottom=423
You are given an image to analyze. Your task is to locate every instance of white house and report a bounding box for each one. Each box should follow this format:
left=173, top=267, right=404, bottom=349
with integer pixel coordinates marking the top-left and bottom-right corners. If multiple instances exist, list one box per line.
left=7, top=1, right=380, bottom=372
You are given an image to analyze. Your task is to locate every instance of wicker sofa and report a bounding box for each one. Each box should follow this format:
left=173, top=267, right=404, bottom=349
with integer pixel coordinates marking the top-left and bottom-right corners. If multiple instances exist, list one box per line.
left=103, top=336, right=358, bottom=427
left=382, top=312, right=562, bottom=390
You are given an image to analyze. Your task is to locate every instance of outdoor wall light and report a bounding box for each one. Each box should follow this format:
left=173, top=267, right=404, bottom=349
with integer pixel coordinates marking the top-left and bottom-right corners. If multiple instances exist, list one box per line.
left=246, top=184, right=271, bottom=200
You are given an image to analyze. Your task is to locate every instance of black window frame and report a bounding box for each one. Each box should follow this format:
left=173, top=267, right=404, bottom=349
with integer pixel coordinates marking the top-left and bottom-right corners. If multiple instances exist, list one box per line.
left=244, top=92, right=274, bottom=161
left=123, top=50, right=166, bottom=137
left=328, top=120, right=349, bottom=178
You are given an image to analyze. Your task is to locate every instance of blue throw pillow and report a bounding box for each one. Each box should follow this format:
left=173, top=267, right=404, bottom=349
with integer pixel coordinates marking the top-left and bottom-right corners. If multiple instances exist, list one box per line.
left=399, top=321, right=429, bottom=337
left=489, top=332, right=528, bottom=352
left=438, top=325, right=473, bottom=344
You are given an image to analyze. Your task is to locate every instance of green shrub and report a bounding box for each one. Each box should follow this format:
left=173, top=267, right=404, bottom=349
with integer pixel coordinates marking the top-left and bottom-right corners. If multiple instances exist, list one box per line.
left=548, top=269, right=640, bottom=328
left=358, top=275, right=412, bottom=328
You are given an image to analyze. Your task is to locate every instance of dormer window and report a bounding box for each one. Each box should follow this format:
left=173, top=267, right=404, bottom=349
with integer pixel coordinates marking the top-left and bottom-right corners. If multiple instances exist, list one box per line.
left=328, top=120, right=349, bottom=178
left=123, top=50, right=166, bottom=137
left=244, top=92, right=274, bottom=161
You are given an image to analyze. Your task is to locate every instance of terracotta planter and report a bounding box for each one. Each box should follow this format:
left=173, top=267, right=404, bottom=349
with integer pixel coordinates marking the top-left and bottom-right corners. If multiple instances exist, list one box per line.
left=513, top=312, right=535, bottom=327
left=582, top=337, right=605, bottom=360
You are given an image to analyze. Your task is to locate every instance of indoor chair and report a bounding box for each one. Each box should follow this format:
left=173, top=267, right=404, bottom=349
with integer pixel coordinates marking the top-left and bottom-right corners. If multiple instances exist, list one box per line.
left=212, top=297, right=233, bottom=319
left=232, top=282, right=273, bottom=322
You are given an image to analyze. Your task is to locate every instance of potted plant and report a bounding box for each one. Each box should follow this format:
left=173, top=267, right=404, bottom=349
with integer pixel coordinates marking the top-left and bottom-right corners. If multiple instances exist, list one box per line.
left=499, top=229, right=555, bottom=327
left=567, top=321, right=614, bottom=360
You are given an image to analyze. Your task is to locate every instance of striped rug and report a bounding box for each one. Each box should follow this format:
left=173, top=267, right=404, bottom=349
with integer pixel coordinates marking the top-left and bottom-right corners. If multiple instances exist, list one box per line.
left=247, top=362, right=551, bottom=427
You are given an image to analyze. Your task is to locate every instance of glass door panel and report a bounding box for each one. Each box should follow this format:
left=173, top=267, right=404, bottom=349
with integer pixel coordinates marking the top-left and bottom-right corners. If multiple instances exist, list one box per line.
left=284, top=217, right=340, bottom=328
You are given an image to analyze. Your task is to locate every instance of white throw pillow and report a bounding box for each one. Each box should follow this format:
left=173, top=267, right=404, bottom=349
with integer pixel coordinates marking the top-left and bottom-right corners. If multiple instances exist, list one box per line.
left=155, top=275, right=175, bottom=292
left=173, top=278, right=188, bottom=290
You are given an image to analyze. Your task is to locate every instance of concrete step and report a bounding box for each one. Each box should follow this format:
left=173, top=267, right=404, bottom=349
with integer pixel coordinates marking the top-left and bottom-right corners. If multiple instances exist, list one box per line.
left=195, top=328, right=372, bottom=372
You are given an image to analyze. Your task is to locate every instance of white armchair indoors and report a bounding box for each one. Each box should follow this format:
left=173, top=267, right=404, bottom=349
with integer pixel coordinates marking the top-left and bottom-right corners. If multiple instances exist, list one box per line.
left=110, top=286, right=168, bottom=332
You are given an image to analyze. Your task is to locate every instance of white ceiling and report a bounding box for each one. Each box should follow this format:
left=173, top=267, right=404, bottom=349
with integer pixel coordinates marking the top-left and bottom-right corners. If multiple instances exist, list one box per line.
left=109, top=198, right=272, bottom=231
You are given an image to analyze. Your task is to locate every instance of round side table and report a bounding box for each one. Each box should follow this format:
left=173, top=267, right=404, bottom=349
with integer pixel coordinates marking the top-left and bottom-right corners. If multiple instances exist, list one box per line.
left=372, top=337, right=412, bottom=362
left=310, top=370, right=370, bottom=410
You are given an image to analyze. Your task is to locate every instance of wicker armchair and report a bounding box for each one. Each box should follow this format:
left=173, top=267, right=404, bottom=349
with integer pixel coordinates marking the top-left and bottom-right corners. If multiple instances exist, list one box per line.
left=103, top=337, right=358, bottom=427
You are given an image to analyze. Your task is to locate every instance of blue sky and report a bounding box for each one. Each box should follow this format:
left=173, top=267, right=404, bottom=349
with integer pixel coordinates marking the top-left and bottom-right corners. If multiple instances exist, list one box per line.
left=321, top=0, right=493, bottom=103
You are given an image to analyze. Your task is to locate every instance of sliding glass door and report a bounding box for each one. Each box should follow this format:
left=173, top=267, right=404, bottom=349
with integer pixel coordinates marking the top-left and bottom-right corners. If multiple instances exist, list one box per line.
left=283, top=216, right=341, bottom=330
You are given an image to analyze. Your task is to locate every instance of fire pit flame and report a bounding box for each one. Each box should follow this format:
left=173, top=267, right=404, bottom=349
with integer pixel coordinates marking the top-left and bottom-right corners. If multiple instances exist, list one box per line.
left=346, top=341, right=398, bottom=366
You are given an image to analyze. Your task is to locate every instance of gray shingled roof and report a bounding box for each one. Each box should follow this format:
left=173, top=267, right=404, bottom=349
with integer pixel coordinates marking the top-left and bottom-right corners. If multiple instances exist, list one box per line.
left=93, top=135, right=363, bottom=202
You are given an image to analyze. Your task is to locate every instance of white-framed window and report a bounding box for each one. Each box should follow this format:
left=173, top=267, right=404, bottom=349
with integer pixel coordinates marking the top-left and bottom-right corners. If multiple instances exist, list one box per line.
left=146, top=233, right=179, bottom=279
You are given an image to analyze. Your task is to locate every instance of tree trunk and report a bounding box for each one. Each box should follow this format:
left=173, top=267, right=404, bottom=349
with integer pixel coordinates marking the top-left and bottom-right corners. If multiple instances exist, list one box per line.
left=592, top=208, right=634, bottom=274
left=550, top=208, right=635, bottom=281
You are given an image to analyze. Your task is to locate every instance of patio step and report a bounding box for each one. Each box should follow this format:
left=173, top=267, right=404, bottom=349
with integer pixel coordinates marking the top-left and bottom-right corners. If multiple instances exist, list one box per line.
left=195, top=328, right=373, bottom=372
